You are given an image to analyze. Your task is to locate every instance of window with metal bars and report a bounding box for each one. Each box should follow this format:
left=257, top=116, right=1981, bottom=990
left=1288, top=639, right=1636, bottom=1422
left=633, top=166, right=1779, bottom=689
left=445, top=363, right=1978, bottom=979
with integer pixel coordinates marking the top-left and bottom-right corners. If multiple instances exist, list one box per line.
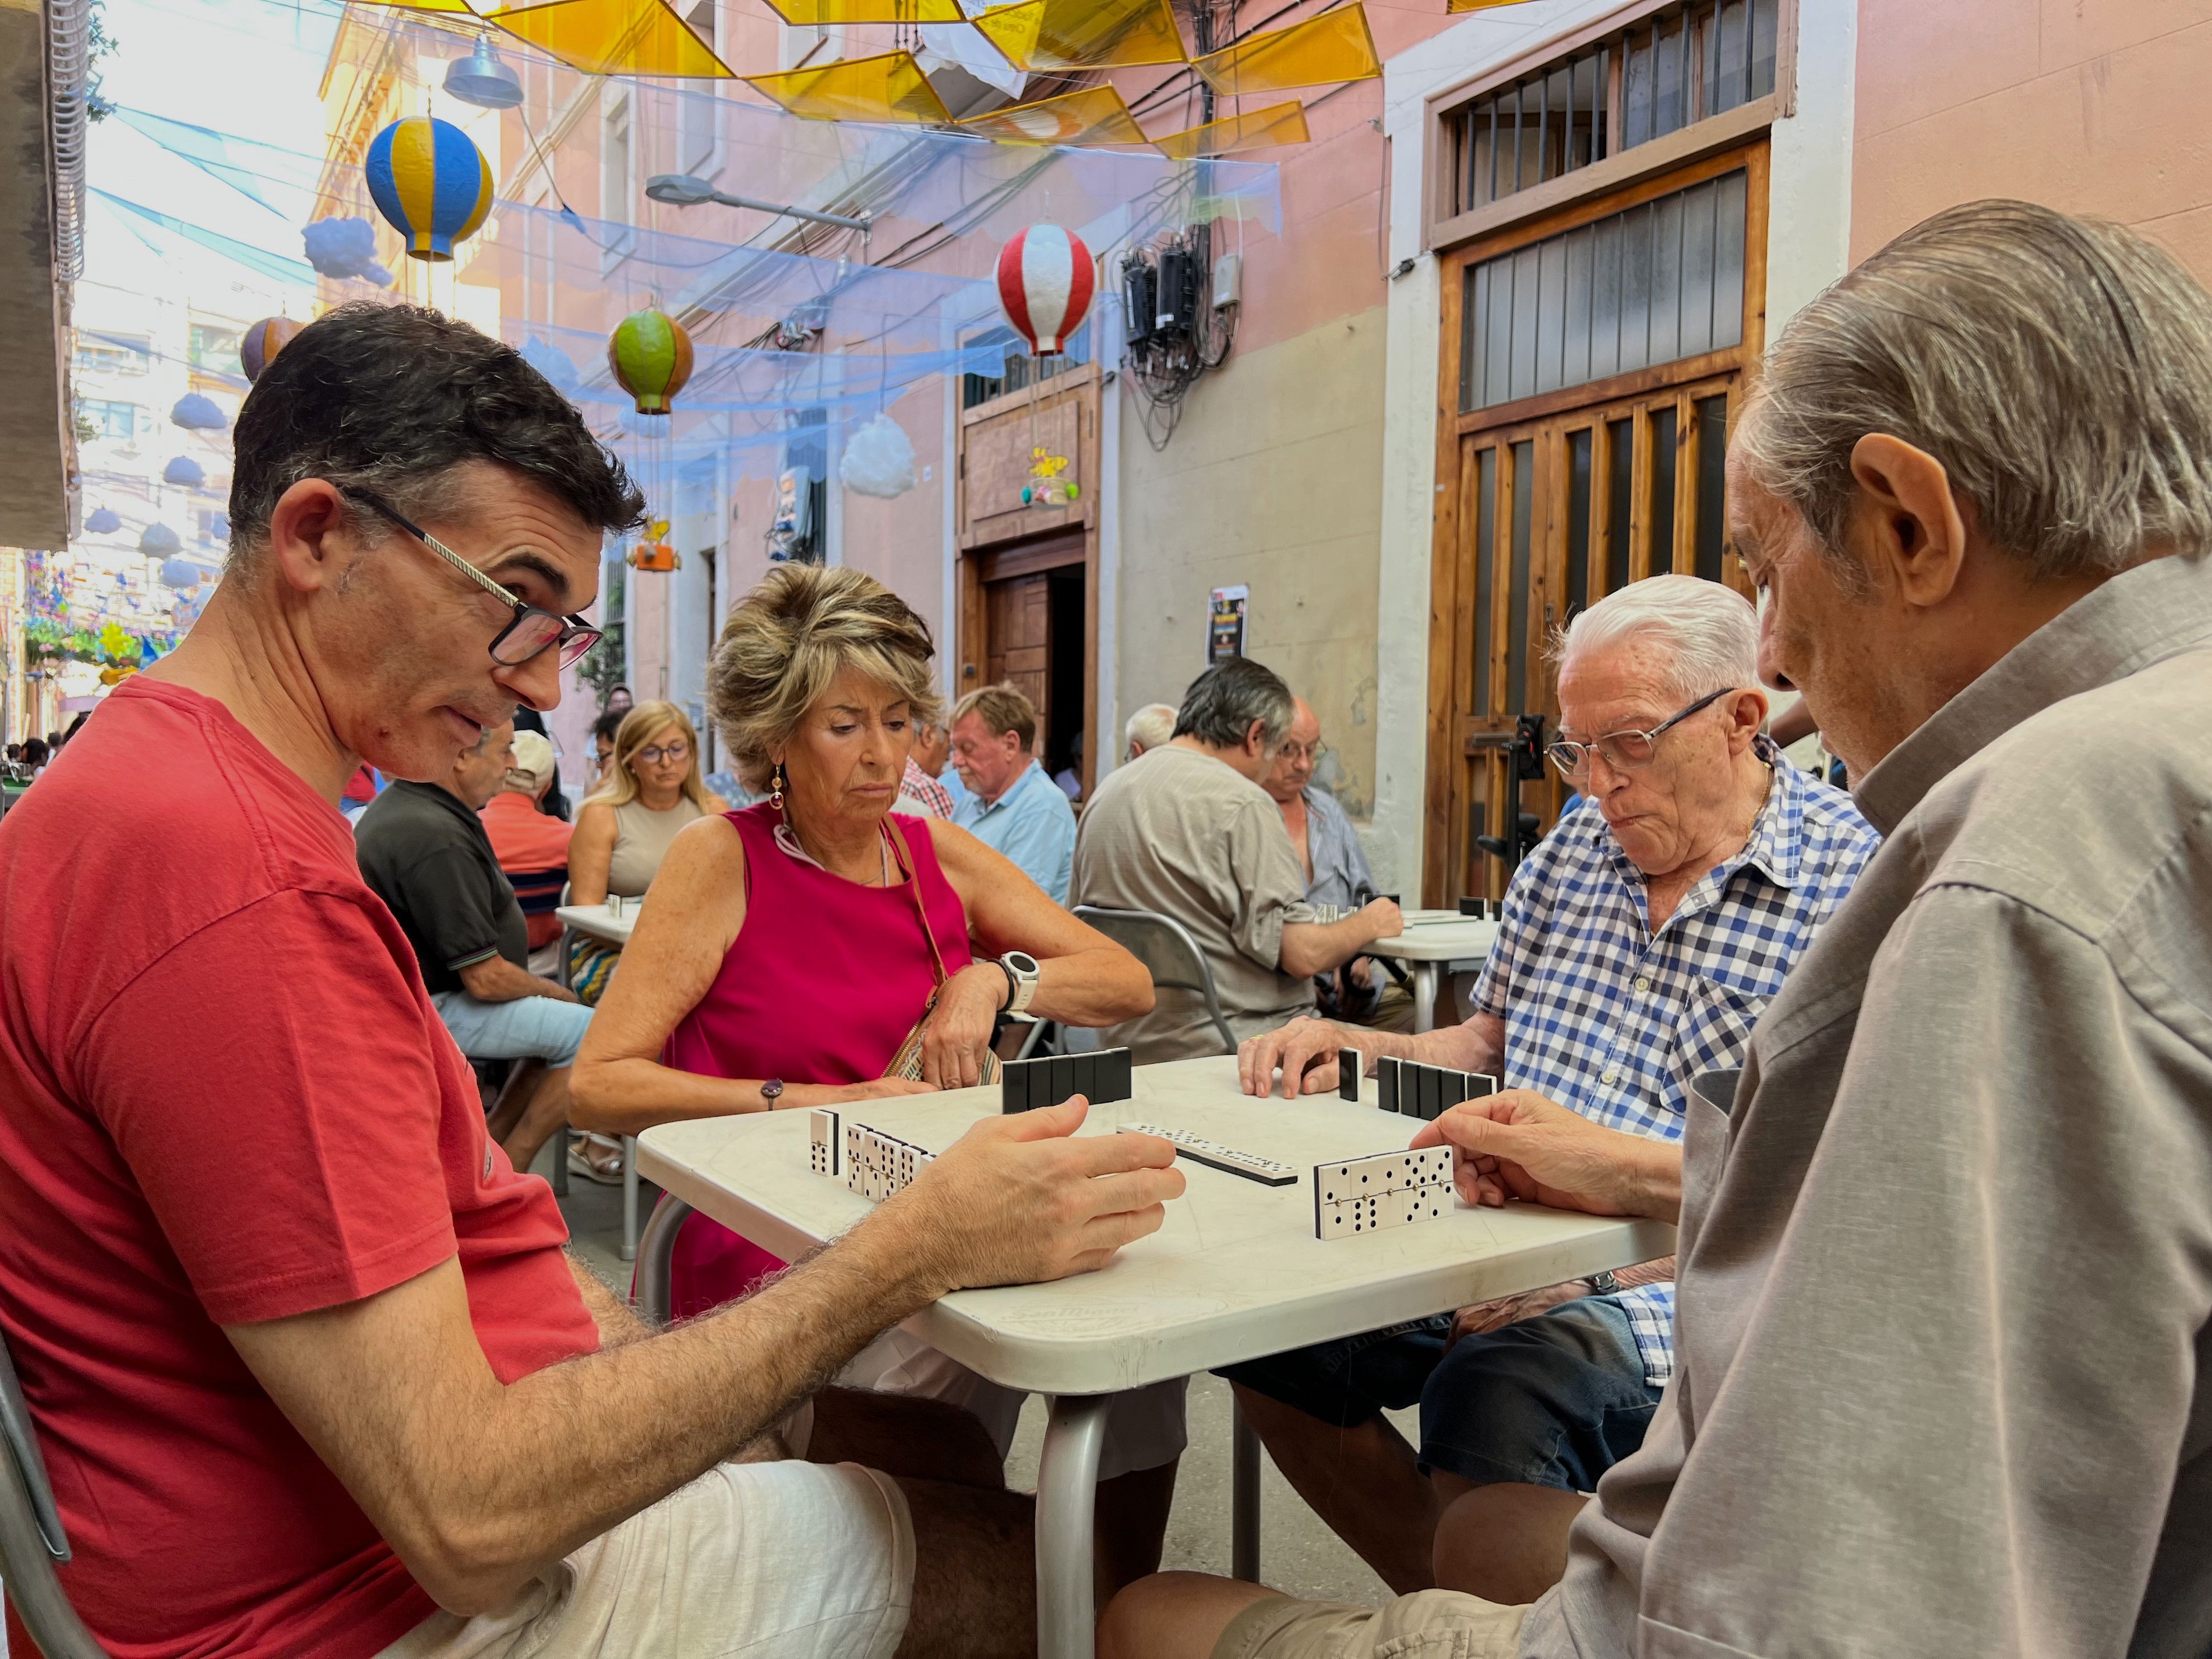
left=1447, top=0, right=1776, bottom=216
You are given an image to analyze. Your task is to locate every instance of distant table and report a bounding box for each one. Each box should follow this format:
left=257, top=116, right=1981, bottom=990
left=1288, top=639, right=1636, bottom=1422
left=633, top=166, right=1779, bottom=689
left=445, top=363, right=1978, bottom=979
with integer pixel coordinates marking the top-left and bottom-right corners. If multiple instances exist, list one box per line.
left=1365, top=917, right=1501, bottom=1033
left=633, top=1054, right=1671, bottom=1659
left=555, top=902, right=636, bottom=951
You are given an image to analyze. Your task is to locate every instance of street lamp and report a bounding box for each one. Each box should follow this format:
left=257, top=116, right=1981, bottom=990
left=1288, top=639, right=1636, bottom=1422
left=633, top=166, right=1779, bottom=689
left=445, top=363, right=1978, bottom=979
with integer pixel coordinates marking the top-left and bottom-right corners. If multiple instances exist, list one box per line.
left=645, top=174, right=871, bottom=235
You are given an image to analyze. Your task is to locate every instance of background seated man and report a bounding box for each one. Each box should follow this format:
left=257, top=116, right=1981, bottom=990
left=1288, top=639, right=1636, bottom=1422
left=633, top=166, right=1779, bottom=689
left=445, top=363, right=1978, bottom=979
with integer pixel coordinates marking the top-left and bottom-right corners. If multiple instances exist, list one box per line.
left=949, top=682, right=1078, bottom=903
left=1225, top=577, right=1877, bottom=1601
left=480, top=728, right=573, bottom=970
left=1260, top=694, right=1406, bottom=1030
left=357, top=719, right=589, bottom=1178
left=0, top=302, right=1184, bottom=1659
left=1123, top=700, right=1176, bottom=761
left=897, top=714, right=955, bottom=818
left=1075, top=657, right=1404, bottom=1063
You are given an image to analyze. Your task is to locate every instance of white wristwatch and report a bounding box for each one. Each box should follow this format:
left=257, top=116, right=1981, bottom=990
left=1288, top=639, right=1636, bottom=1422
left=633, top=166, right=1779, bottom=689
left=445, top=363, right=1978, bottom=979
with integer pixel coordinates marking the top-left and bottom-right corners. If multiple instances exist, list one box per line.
left=997, top=951, right=1042, bottom=1015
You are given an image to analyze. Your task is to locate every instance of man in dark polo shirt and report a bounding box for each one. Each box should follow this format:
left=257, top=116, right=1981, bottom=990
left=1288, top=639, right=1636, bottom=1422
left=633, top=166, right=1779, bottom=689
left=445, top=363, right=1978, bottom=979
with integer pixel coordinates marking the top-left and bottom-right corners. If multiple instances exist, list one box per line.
left=357, top=718, right=587, bottom=1174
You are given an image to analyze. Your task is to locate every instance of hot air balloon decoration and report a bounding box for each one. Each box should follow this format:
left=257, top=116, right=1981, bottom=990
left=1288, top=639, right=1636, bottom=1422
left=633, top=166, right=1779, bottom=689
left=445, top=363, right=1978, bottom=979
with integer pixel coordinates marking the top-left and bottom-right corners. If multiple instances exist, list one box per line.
left=996, top=224, right=1095, bottom=356
left=608, top=309, right=693, bottom=412
left=608, top=310, right=693, bottom=575
left=627, top=520, right=681, bottom=573
left=241, top=316, right=303, bottom=383
left=365, top=115, right=494, bottom=263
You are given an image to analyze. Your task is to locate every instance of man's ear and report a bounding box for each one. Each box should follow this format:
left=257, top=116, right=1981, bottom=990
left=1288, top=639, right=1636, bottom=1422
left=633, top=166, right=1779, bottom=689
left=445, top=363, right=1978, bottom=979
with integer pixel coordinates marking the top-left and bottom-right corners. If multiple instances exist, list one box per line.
left=1725, top=686, right=1769, bottom=753
left=1847, top=434, right=1970, bottom=610
left=263, top=479, right=355, bottom=596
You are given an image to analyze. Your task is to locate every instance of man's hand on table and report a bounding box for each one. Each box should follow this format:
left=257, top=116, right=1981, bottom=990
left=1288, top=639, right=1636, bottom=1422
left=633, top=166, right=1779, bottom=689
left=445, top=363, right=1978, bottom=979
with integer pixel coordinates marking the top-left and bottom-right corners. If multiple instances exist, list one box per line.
left=1239, top=1017, right=1359, bottom=1099
left=880, top=1097, right=1187, bottom=1293
left=1446, top=1279, right=1590, bottom=1348
left=1413, top=1090, right=1683, bottom=1224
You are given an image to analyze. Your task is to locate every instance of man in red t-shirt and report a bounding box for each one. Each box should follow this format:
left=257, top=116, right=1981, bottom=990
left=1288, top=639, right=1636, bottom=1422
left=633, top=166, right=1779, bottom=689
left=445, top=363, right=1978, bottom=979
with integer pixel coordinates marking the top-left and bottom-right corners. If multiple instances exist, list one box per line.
left=0, top=301, right=1181, bottom=1659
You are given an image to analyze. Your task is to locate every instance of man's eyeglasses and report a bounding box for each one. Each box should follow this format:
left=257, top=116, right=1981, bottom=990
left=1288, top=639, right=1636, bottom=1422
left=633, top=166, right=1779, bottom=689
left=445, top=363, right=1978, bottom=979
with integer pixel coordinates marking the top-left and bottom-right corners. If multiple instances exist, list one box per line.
left=336, top=483, right=604, bottom=670
left=1276, top=741, right=1328, bottom=766
left=636, top=742, right=690, bottom=765
left=1547, top=686, right=1737, bottom=780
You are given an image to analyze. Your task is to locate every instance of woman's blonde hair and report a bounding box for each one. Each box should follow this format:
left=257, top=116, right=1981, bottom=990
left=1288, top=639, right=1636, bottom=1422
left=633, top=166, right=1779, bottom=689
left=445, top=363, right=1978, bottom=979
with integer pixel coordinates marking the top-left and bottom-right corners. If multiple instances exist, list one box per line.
left=590, top=700, right=715, bottom=811
left=710, top=565, right=944, bottom=790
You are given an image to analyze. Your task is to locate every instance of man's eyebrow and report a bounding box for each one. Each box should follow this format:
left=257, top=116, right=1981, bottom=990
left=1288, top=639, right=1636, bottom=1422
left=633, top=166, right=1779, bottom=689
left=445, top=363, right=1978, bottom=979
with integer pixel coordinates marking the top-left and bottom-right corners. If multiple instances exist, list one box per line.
left=484, top=550, right=573, bottom=609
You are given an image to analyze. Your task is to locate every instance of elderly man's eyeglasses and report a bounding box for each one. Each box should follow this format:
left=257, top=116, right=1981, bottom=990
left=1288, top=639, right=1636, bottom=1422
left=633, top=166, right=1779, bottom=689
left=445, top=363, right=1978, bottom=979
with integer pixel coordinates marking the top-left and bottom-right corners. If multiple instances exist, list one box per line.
left=1276, top=740, right=1329, bottom=766
left=1546, top=687, right=1737, bottom=780
left=336, top=483, right=604, bottom=670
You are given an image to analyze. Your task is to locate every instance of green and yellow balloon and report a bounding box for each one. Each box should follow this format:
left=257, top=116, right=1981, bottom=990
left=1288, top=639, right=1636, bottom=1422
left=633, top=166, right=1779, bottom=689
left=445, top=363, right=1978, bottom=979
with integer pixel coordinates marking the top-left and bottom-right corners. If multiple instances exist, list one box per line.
left=608, top=309, right=694, bottom=414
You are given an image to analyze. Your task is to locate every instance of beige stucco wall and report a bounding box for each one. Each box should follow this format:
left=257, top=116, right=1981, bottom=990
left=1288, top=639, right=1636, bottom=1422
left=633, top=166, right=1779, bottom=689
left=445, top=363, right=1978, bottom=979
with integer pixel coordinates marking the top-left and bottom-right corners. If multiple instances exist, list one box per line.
left=1113, top=304, right=1389, bottom=814
left=1853, top=1, right=2212, bottom=272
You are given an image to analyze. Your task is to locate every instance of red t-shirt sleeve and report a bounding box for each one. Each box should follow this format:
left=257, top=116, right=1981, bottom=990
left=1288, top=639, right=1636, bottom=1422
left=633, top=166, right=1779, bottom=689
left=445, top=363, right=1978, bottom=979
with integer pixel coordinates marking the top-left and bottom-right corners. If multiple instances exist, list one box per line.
left=74, top=888, right=460, bottom=1326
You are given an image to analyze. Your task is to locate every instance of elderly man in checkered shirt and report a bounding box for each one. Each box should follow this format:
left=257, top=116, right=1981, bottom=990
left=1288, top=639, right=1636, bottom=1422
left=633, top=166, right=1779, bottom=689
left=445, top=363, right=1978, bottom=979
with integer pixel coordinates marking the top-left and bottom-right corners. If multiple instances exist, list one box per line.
left=1221, top=574, right=1878, bottom=1605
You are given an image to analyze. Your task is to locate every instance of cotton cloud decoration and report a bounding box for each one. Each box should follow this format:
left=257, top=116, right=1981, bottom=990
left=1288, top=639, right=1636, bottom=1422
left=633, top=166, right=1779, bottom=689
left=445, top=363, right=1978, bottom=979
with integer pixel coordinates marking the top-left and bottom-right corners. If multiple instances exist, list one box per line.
left=839, top=414, right=917, bottom=500
left=302, top=217, right=395, bottom=287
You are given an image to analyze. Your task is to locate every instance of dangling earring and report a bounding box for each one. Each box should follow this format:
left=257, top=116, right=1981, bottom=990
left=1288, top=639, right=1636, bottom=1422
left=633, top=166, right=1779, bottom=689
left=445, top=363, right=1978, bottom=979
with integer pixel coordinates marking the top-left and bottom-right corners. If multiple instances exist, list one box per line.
left=770, top=761, right=786, bottom=814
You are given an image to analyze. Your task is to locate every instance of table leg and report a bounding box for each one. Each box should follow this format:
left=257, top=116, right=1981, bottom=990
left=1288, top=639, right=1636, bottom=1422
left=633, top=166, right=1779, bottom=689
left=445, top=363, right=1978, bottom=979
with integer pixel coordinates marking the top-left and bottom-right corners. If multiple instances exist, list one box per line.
left=621, top=1135, right=640, bottom=1262
left=1231, top=1400, right=1262, bottom=1583
left=1036, top=1393, right=1113, bottom=1659
left=634, top=1194, right=693, bottom=1322
left=1412, top=962, right=1438, bottom=1033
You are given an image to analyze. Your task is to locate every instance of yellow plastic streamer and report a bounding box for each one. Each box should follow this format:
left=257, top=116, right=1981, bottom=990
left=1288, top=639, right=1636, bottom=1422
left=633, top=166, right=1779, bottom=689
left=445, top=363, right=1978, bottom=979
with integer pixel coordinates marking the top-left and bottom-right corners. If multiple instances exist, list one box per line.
left=764, top=0, right=966, bottom=23
left=486, top=0, right=736, bottom=77
left=1447, top=0, right=1539, bottom=10
left=1194, top=4, right=1380, bottom=96
left=745, top=50, right=954, bottom=125
left=1150, top=98, right=1309, bottom=160
left=971, top=0, right=1187, bottom=73
left=955, top=83, right=1151, bottom=146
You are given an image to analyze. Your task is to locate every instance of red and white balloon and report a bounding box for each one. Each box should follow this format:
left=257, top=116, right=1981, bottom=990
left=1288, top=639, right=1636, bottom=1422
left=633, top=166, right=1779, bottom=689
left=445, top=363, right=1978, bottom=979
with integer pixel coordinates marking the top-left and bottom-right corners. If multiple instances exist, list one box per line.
left=996, top=223, right=1095, bottom=356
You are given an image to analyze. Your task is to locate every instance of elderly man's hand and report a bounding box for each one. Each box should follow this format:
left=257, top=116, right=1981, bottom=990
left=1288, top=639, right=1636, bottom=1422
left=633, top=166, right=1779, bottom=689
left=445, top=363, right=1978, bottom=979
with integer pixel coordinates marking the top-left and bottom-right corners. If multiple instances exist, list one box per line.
left=1412, top=1090, right=1680, bottom=1222
left=1358, top=896, right=1405, bottom=942
left=920, top=963, right=1009, bottom=1090
left=1238, top=1016, right=1352, bottom=1099
left=892, top=1099, right=1187, bottom=1289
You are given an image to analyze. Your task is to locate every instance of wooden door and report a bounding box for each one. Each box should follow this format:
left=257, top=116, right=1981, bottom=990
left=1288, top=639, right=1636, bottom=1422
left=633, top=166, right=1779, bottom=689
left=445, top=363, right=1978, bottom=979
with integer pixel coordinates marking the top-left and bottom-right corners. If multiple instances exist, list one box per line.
left=1431, top=376, right=1751, bottom=905
left=984, top=571, right=1053, bottom=729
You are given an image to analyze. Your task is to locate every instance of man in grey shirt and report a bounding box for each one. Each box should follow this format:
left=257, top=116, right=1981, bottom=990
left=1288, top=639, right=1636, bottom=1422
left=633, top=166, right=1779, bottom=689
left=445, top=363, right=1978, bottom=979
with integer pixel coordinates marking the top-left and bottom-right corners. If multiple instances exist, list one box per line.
left=1105, top=202, right=2212, bottom=1659
left=1075, top=658, right=1403, bottom=1062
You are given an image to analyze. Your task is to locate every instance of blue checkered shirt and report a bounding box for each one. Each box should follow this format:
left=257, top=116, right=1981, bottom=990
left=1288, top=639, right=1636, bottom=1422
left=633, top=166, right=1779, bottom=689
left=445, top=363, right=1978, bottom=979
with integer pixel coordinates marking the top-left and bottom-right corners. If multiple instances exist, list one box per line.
left=1470, top=742, right=1879, bottom=1385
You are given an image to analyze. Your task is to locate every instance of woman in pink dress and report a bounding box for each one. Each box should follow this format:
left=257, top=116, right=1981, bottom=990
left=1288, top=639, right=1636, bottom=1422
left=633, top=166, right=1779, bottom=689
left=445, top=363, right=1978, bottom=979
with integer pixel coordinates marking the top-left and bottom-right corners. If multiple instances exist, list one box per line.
left=573, top=566, right=1186, bottom=1597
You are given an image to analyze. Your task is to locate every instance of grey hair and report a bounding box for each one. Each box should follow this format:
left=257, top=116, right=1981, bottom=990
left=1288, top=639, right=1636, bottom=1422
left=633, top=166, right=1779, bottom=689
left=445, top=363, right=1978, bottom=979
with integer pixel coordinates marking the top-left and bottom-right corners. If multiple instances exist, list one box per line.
left=1554, top=575, right=1758, bottom=704
left=1124, top=701, right=1177, bottom=756
left=1173, top=658, right=1295, bottom=752
left=1735, top=199, right=2212, bottom=581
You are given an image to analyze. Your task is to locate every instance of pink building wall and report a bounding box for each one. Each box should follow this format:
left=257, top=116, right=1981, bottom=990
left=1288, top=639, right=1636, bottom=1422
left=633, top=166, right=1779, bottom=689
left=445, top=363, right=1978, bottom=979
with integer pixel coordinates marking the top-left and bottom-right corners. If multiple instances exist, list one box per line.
left=1853, top=0, right=2212, bottom=274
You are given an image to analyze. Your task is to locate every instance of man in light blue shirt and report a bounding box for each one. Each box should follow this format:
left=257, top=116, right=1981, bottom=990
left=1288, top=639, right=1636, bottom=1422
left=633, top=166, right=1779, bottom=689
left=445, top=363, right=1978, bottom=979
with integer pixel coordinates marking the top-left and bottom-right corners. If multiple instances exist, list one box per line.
left=948, top=683, right=1077, bottom=905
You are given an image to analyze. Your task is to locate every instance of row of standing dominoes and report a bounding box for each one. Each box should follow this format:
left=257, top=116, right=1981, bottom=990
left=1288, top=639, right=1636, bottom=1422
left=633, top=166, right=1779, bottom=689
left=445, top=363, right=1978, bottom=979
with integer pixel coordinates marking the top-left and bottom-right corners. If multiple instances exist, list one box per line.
left=1117, top=1122, right=1299, bottom=1187
left=807, top=1109, right=937, bottom=1202
left=1002, top=1047, right=1134, bottom=1114
left=1335, top=1050, right=1497, bottom=1121
left=1311, top=1145, right=1455, bottom=1240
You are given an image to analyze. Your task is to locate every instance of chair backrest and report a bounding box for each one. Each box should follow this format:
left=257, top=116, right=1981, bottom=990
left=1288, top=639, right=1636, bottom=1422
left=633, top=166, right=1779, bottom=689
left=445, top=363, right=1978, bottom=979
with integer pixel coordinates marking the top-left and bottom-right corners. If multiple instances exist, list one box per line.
left=1071, top=906, right=1239, bottom=1056
left=0, top=1329, right=110, bottom=1657
left=509, top=866, right=569, bottom=917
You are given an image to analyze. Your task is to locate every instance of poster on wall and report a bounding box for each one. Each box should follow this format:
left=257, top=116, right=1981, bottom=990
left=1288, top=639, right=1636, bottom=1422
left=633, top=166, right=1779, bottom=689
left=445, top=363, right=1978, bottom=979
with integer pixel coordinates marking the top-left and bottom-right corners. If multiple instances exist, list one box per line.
left=1208, top=585, right=1250, bottom=663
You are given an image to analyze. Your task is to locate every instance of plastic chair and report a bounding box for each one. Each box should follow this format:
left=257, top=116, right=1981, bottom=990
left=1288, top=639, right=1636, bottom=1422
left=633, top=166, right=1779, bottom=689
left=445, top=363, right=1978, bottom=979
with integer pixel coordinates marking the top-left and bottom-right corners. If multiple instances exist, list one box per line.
left=0, top=1330, right=109, bottom=1657
left=1070, top=906, right=1239, bottom=1056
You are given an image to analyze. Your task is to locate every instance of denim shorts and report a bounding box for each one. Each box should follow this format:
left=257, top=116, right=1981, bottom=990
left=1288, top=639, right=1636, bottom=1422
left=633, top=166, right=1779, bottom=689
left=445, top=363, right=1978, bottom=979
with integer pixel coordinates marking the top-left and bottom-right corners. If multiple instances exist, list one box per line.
left=431, top=990, right=595, bottom=1069
left=1218, top=1296, right=1661, bottom=1494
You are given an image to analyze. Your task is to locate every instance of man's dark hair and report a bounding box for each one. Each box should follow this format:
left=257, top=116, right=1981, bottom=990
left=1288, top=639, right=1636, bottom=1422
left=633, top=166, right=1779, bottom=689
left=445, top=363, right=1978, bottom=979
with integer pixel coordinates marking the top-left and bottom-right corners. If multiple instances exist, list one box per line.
left=591, top=710, right=626, bottom=746
left=227, top=302, right=645, bottom=570
left=21, top=739, right=49, bottom=767
left=1173, top=656, right=1295, bottom=751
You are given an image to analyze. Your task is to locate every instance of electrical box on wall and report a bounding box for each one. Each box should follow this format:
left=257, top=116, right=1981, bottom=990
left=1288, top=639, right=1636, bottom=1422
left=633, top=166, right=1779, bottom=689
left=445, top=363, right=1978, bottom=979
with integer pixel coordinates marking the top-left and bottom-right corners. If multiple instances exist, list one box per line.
left=1212, top=252, right=1241, bottom=310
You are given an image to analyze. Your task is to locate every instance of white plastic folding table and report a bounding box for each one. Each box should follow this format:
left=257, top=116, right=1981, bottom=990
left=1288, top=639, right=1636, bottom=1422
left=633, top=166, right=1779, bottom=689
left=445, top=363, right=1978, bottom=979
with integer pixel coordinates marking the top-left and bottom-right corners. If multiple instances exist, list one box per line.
left=553, top=901, right=642, bottom=1252
left=1362, top=916, right=1501, bottom=1032
left=632, top=1054, right=1671, bottom=1659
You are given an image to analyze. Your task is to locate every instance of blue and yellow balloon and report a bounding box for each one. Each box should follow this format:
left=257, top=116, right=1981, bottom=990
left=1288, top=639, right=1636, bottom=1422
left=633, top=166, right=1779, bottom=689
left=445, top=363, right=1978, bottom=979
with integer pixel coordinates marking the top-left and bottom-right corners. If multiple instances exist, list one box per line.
left=365, top=115, right=493, bottom=262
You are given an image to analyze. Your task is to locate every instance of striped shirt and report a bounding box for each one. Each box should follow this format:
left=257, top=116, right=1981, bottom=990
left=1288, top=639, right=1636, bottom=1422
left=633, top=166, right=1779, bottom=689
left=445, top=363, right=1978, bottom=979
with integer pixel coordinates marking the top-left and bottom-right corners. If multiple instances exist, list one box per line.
left=1471, top=739, right=1878, bottom=1384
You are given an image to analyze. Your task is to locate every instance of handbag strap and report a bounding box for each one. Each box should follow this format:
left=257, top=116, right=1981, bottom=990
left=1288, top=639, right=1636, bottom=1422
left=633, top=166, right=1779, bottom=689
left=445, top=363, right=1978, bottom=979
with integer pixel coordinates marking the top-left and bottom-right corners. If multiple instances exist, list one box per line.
left=881, top=815, right=951, bottom=991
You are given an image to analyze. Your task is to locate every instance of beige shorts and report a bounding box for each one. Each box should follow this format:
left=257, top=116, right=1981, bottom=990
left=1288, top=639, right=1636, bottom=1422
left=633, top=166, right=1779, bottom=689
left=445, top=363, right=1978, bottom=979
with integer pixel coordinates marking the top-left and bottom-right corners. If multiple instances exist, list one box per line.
left=1213, top=1590, right=1529, bottom=1659
left=378, top=1460, right=913, bottom=1659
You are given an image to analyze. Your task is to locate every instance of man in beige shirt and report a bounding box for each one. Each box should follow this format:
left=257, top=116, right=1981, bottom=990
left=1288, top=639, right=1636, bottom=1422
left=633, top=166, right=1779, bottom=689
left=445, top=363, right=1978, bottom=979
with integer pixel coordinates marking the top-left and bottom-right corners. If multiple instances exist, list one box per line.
left=1075, top=658, right=1402, bottom=1061
left=1106, top=202, right=2212, bottom=1659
